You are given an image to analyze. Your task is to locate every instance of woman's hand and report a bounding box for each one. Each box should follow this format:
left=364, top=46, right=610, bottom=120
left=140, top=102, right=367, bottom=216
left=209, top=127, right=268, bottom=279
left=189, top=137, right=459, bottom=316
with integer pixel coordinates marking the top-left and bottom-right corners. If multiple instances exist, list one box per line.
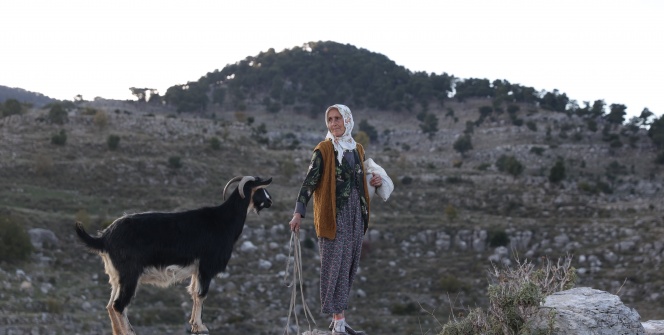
left=370, top=173, right=383, bottom=188
left=289, top=213, right=302, bottom=232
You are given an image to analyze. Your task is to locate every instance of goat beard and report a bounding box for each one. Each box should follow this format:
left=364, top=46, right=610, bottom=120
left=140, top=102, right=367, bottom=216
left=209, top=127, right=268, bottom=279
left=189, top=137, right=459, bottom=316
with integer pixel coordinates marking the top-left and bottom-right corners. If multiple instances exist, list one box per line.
left=249, top=205, right=263, bottom=215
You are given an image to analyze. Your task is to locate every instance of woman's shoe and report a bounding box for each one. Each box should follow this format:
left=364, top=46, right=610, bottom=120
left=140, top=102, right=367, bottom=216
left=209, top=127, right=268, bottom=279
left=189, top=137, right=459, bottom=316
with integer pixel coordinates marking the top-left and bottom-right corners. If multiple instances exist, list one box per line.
left=330, top=320, right=348, bottom=334
left=328, top=320, right=365, bottom=335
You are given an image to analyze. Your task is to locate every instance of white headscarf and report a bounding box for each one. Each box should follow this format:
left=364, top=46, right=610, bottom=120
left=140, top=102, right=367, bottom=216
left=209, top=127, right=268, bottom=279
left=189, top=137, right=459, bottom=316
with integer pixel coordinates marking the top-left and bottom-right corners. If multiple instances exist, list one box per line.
left=324, top=104, right=357, bottom=164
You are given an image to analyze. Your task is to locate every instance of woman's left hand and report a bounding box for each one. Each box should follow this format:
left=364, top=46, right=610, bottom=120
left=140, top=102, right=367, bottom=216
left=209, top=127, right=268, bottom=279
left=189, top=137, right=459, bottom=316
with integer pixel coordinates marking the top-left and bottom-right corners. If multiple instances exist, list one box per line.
left=370, top=173, right=382, bottom=187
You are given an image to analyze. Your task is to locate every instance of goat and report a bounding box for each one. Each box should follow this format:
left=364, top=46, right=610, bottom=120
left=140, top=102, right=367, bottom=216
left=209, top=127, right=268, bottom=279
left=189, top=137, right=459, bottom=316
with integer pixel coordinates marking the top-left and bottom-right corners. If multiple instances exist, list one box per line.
left=75, top=175, right=272, bottom=335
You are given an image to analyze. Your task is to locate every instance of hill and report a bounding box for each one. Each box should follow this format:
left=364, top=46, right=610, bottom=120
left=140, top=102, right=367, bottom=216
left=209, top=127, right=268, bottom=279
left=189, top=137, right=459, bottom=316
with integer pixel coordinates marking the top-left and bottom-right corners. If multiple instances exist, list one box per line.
left=0, top=96, right=663, bottom=334
left=0, top=42, right=663, bottom=334
left=0, top=85, right=56, bottom=107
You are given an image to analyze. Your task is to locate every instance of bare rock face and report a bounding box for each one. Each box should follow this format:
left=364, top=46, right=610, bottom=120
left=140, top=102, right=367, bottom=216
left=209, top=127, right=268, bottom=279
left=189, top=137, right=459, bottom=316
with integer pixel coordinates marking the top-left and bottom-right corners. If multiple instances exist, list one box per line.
left=530, top=287, right=645, bottom=335
left=643, top=320, right=664, bottom=335
left=27, top=228, right=58, bottom=249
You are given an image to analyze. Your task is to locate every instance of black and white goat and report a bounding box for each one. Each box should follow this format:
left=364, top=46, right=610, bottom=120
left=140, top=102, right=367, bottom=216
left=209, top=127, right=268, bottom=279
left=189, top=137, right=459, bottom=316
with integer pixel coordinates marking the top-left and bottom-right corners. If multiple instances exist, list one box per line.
left=75, top=176, right=272, bottom=335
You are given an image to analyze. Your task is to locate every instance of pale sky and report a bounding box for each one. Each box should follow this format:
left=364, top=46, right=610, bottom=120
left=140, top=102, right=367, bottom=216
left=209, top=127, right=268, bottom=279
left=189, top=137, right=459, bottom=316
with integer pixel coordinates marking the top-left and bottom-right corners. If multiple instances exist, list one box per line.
left=2, top=0, right=662, bottom=119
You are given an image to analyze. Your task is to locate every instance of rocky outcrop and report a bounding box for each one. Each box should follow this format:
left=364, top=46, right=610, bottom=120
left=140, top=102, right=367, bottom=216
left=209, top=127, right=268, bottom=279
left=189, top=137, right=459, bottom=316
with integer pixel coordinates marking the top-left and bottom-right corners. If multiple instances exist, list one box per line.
left=643, top=320, right=664, bottom=335
left=27, top=228, right=58, bottom=249
left=530, top=287, right=645, bottom=334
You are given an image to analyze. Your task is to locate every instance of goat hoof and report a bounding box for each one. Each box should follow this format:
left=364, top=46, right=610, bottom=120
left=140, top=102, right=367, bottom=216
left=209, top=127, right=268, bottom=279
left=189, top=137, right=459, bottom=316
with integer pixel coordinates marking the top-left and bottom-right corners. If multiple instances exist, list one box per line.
left=188, top=325, right=210, bottom=334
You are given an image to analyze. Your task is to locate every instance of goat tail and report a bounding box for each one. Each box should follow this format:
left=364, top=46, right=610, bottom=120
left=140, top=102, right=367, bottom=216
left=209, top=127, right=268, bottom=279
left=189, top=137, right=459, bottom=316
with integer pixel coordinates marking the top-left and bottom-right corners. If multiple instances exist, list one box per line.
left=74, top=222, right=105, bottom=252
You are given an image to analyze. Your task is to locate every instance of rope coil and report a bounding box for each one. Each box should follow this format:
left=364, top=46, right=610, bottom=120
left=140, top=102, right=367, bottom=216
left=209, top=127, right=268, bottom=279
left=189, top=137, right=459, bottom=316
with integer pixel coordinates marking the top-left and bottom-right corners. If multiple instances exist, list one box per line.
left=283, top=230, right=317, bottom=334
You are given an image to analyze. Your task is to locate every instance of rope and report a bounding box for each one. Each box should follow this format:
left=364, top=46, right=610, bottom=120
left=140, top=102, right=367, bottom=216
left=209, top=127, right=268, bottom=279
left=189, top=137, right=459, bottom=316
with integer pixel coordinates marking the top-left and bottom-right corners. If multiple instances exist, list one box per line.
left=283, top=230, right=317, bottom=335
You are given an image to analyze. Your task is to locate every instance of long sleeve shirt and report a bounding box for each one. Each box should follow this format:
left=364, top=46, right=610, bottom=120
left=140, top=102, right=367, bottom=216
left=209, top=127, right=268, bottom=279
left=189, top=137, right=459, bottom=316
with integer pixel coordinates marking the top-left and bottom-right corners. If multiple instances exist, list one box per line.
left=294, top=140, right=369, bottom=238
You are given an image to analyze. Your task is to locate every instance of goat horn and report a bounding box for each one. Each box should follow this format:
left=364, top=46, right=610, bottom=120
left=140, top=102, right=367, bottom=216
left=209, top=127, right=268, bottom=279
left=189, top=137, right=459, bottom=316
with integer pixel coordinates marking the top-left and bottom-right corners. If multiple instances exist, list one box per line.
left=223, top=176, right=244, bottom=201
left=237, top=176, right=256, bottom=199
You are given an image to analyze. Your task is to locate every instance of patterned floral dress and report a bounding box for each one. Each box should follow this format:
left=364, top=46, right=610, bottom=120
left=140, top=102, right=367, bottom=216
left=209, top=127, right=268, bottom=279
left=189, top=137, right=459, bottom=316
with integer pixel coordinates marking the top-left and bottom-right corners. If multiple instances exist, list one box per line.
left=294, top=147, right=368, bottom=314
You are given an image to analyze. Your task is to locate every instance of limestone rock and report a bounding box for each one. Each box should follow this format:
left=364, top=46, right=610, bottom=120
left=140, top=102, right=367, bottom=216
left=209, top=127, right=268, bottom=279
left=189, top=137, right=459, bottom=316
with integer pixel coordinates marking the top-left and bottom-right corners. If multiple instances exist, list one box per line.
left=643, top=320, right=664, bottom=335
left=28, top=228, right=58, bottom=249
left=530, top=287, right=645, bottom=334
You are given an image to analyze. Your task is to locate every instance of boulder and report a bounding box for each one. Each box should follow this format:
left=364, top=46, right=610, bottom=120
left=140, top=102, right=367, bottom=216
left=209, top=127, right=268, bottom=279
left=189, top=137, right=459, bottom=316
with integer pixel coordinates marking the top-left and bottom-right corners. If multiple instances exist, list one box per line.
left=643, top=320, right=664, bottom=335
left=530, top=287, right=645, bottom=334
left=28, top=228, right=58, bottom=249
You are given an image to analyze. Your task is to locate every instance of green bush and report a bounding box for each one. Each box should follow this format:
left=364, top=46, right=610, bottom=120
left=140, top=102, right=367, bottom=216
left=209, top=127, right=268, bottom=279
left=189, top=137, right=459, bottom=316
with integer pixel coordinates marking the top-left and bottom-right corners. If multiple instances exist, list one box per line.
left=656, top=152, right=664, bottom=165
left=168, top=156, right=182, bottom=169
left=440, top=275, right=468, bottom=293
left=47, top=104, right=68, bottom=125
left=549, top=160, right=566, bottom=183
left=529, top=147, right=545, bottom=156
left=453, top=134, right=473, bottom=156
left=507, top=104, right=520, bottom=114
left=2, top=99, right=22, bottom=117
left=209, top=137, right=221, bottom=150
left=488, top=230, right=510, bottom=247
left=51, top=129, right=67, bottom=146
left=495, top=155, right=524, bottom=177
left=107, top=134, right=120, bottom=151
left=586, top=119, right=598, bottom=132
left=0, top=215, right=33, bottom=263
left=390, top=302, right=419, bottom=315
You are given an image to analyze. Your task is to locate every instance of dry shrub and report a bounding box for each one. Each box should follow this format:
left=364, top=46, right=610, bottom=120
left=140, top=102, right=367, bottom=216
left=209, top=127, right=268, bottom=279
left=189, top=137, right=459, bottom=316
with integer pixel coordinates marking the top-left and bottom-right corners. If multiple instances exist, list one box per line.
left=35, top=155, right=54, bottom=176
left=0, top=215, right=33, bottom=263
left=440, top=255, right=576, bottom=335
left=93, top=110, right=109, bottom=130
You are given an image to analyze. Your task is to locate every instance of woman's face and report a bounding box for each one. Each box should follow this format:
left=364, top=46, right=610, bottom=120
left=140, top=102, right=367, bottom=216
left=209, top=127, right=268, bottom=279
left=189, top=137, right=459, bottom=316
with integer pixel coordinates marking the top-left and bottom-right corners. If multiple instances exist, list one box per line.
left=327, top=108, right=346, bottom=137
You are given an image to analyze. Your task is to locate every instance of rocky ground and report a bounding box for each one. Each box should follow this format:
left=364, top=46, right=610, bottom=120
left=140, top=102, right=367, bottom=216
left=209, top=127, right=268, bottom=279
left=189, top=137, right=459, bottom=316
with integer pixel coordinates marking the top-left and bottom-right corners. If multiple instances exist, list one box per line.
left=0, top=98, right=663, bottom=334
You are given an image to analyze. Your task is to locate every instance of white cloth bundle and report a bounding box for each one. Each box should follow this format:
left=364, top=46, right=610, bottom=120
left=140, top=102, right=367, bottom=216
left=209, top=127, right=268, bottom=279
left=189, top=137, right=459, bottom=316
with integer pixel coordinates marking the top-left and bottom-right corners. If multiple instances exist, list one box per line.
left=364, top=158, right=394, bottom=202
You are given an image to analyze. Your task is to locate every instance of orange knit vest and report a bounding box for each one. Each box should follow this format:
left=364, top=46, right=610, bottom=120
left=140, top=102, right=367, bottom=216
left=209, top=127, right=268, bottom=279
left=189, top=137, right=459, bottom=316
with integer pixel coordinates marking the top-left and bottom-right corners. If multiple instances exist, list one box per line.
left=312, top=140, right=370, bottom=239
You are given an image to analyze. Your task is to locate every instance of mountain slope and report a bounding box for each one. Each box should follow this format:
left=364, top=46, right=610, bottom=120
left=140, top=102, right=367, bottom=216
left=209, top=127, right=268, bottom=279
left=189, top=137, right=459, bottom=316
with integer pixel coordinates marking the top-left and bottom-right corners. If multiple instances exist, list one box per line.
left=0, top=96, right=662, bottom=334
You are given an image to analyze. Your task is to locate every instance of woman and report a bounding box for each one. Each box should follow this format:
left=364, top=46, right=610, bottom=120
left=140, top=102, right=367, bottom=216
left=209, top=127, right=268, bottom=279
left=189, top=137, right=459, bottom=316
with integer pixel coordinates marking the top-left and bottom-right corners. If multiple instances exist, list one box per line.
left=290, top=104, right=382, bottom=335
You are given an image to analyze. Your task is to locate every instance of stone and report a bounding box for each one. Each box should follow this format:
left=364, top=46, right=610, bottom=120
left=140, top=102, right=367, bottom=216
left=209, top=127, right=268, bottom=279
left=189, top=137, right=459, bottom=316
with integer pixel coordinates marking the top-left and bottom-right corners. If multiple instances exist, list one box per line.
left=240, top=241, right=258, bottom=252
left=258, top=259, right=272, bottom=270
left=28, top=228, right=58, bottom=249
left=530, top=287, right=645, bottom=334
left=643, top=320, right=664, bottom=334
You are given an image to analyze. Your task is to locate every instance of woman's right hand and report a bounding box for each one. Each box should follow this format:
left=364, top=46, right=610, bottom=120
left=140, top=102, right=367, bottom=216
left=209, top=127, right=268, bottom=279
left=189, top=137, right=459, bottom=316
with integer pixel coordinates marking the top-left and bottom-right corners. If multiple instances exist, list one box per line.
left=289, top=213, right=302, bottom=232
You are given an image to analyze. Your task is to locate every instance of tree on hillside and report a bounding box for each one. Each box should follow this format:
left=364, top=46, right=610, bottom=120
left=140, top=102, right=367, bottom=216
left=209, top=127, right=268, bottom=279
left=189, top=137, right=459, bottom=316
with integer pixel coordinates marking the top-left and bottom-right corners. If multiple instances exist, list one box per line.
left=48, top=104, right=68, bottom=125
left=164, top=41, right=454, bottom=114
left=590, top=100, right=606, bottom=118
left=539, top=89, right=569, bottom=112
left=454, top=78, right=493, bottom=101
left=164, top=82, right=208, bottom=113
left=130, top=87, right=149, bottom=102
left=648, top=115, right=664, bottom=150
left=606, top=103, right=627, bottom=125
left=359, top=119, right=378, bottom=142
left=1, top=98, right=22, bottom=117
left=418, top=111, right=439, bottom=139
left=510, top=84, right=538, bottom=104
left=453, top=134, right=473, bottom=157
left=549, top=159, right=566, bottom=183
left=477, top=106, right=493, bottom=124
left=638, top=108, right=654, bottom=126
left=496, top=155, right=524, bottom=177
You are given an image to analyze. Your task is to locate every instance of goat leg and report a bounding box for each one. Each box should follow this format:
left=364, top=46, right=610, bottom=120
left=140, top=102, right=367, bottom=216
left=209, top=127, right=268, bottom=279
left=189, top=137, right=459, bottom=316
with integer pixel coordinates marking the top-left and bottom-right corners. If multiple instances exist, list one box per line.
left=188, top=275, right=209, bottom=334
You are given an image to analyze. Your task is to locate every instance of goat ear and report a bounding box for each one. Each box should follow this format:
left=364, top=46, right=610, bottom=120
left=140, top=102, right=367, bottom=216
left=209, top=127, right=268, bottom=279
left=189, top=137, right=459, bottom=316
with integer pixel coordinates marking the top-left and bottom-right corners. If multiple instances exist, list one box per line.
left=259, top=177, right=272, bottom=186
